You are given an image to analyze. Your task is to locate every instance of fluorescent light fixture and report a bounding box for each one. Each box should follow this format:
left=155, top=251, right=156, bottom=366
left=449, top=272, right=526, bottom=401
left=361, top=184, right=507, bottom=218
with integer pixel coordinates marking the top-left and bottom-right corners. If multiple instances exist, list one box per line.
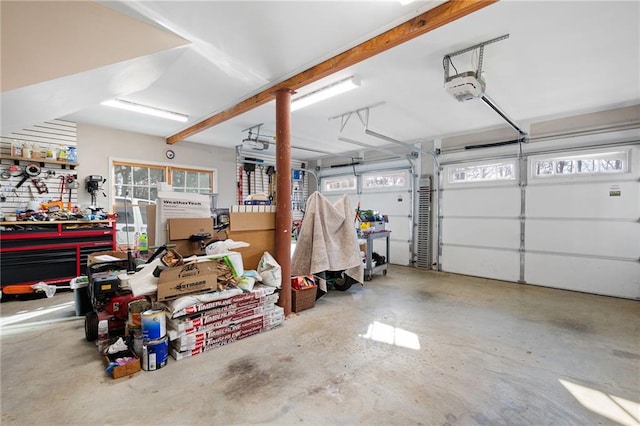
left=291, top=76, right=361, bottom=111
left=101, top=99, right=188, bottom=122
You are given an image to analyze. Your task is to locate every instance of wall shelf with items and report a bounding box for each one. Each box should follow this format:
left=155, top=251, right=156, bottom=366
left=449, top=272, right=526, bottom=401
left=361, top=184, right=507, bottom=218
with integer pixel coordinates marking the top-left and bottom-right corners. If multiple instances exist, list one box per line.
left=0, top=154, right=79, bottom=170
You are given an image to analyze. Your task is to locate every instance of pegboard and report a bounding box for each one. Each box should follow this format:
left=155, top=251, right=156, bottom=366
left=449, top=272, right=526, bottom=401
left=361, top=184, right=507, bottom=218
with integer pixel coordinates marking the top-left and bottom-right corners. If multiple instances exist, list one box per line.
left=1, top=120, right=79, bottom=217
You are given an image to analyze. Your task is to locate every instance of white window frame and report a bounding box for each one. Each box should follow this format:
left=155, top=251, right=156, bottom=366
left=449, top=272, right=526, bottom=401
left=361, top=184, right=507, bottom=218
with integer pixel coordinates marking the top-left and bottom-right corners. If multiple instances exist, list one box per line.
left=447, top=160, right=517, bottom=185
left=530, top=148, right=630, bottom=181
left=321, top=175, right=358, bottom=193
left=361, top=170, right=409, bottom=192
left=112, top=160, right=215, bottom=206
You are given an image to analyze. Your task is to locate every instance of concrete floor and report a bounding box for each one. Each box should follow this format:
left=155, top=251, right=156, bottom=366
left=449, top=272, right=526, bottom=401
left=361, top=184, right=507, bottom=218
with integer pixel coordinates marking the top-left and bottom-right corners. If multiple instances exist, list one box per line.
left=1, top=266, right=638, bottom=426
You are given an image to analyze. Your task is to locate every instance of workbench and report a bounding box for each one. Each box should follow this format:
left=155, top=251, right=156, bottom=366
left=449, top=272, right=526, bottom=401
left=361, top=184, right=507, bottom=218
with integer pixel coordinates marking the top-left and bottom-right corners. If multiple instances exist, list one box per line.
left=362, top=230, right=390, bottom=281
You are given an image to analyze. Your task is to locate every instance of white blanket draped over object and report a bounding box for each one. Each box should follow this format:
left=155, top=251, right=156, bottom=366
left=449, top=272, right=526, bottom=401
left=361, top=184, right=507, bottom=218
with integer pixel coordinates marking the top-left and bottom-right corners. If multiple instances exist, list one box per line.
left=291, top=192, right=364, bottom=284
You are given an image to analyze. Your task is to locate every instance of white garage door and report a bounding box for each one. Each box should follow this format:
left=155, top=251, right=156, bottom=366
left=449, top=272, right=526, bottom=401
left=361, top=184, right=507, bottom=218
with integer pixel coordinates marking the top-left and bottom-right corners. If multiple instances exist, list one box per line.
left=439, top=143, right=640, bottom=299
left=440, top=158, right=522, bottom=282
left=524, top=146, right=640, bottom=299
left=320, top=167, right=413, bottom=266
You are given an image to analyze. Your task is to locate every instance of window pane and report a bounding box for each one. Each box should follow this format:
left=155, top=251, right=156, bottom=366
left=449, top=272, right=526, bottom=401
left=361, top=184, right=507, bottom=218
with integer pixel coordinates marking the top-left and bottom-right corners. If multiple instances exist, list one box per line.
left=600, top=159, right=623, bottom=172
left=133, top=187, right=149, bottom=201
left=150, top=168, right=164, bottom=184
left=172, top=170, right=185, bottom=188
left=114, top=185, right=130, bottom=198
left=578, top=159, right=596, bottom=173
left=536, top=160, right=554, bottom=176
left=133, top=167, right=149, bottom=184
left=187, top=171, right=198, bottom=188
left=555, top=160, right=574, bottom=174
left=199, top=172, right=211, bottom=188
left=113, top=165, right=131, bottom=185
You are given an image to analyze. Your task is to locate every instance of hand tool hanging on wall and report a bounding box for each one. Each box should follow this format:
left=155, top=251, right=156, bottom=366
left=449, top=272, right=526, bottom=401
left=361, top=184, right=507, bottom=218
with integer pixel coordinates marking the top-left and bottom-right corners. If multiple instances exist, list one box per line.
left=27, top=185, right=40, bottom=211
left=15, top=163, right=41, bottom=189
left=41, top=176, right=65, bottom=212
left=244, top=159, right=256, bottom=195
left=238, top=165, right=244, bottom=203
left=266, top=165, right=275, bottom=201
left=32, top=178, right=48, bottom=194
left=301, top=163, right=306, bottom=201
left=66, top=175, right=79, bottom=210
left=259, top=165, right=265, bottom=193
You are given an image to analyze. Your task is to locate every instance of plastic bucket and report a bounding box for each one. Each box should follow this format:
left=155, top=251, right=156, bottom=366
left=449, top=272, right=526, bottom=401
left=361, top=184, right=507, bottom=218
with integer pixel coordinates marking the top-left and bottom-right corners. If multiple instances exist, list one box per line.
left=70, top=276, right=91, bottom=316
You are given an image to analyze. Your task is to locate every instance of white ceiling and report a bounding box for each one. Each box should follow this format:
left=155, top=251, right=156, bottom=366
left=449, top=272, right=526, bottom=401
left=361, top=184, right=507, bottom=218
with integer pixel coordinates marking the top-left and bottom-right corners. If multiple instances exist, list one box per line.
left=2, top=1, right=639, bottom=161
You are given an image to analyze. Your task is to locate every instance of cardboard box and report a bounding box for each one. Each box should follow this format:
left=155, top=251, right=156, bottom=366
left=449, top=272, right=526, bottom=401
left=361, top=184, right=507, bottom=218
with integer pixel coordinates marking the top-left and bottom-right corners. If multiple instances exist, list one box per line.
left=146, top=205, right=156, bottom=247
left=229, top=212, right=275, bottom=232
left=167, top=217, right=215, bottom=256
left=227, top=230, right=275, bottom=270
left=103, top=351, right=140, bottom=379
left=157, top=261, right=218, bottom=301
left=168, top=217, right=214, bottom=240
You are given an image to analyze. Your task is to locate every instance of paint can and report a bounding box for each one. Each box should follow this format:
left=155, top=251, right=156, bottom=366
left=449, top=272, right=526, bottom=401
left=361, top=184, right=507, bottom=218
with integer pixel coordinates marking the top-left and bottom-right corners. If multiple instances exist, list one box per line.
left=129, top=326, right=143, bottom=358
left=128, top=299, right=151, bottom=328
left=141, top=309, right=166, bottom=341
left=141, top=336, right=168, bottom=371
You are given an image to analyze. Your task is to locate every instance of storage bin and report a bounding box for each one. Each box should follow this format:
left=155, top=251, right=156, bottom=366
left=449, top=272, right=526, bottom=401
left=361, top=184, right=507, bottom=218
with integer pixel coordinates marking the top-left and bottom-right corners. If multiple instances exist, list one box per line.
left=292, top=284, right=317, bottom=313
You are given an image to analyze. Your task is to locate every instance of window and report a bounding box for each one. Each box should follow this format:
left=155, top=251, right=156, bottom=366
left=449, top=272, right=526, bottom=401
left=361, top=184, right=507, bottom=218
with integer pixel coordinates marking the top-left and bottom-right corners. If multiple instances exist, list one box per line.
left=114, top=163, right=165, bottom=202
left=322, top=176, right=357, bottom=192
left=532, top=150, right=628, bottom=179
left=362, top=170, right=408, bottom=191
left=113, top=161, right=214, bottom=204
left=449, top=161, right=516, bottom=184
left=172, top=169, right=212, bottom=194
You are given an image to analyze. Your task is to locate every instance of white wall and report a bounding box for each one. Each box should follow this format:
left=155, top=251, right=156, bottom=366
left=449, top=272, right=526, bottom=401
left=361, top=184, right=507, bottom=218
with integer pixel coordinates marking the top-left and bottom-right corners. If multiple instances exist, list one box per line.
left=77, top=123, right=236, bottom=210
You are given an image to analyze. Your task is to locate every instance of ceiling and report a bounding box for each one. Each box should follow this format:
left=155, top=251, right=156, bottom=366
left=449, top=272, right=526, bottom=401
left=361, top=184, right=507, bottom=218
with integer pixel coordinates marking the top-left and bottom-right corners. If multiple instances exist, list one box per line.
left=2, top=1, right=639, bottom=161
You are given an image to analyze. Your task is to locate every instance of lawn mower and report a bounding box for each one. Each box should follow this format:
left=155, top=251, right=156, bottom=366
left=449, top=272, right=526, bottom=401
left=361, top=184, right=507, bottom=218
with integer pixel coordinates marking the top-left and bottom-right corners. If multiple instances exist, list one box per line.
left=84, top=244, right=168, bottom=341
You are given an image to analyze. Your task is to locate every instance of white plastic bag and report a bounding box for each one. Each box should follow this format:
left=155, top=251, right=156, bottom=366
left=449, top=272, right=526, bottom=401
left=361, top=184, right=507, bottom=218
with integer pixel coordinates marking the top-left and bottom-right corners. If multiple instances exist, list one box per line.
left=257, top=252, right=282, bottom=288
left=205, top=239, right=249, bottom=255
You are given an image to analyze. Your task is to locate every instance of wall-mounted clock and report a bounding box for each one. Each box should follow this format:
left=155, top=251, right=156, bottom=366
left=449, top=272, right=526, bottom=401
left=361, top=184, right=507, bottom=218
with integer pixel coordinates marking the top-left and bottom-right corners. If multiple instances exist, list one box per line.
left=165, top=149, right=175, bottom=160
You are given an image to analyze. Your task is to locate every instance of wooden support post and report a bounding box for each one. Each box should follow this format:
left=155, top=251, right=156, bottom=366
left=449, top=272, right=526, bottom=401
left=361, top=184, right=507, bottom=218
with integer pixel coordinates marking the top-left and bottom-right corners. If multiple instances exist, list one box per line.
left=275, top=88, right=293, bottom=316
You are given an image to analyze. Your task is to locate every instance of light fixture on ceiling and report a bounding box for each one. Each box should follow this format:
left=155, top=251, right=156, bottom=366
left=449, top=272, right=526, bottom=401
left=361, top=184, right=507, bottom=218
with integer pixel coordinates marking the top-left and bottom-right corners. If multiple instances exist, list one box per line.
left=291, top=76, right=361, bottom=112
left=101, top=99, right=189, bottom=122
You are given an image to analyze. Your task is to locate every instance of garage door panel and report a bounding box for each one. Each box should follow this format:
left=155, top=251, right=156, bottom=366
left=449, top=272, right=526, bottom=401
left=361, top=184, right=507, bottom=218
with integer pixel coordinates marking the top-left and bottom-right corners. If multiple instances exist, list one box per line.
left=526, top=220, right=640, bottom=258
left=442, top=218, right=520, bottom=249
left=443, top=187, right=521, bottom=217
left=526, top=253, right=640, bottom=299
left=527, top=181, right=638, bottom=218
left=441, top=246, right=520, bottom=282
left=384, top=217, right=409, bottom=241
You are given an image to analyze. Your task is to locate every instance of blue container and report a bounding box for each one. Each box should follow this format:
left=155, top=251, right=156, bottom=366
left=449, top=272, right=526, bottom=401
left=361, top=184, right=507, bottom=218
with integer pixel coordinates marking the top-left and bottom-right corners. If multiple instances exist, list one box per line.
left=141, top=309, right=166, bottom=341
left=142, top=336, right=168, bottom=371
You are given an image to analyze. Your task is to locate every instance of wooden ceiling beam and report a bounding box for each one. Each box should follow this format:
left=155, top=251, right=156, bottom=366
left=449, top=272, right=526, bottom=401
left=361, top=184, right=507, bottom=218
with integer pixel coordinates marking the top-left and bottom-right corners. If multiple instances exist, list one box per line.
left=167, top=0, right=498, bottom=145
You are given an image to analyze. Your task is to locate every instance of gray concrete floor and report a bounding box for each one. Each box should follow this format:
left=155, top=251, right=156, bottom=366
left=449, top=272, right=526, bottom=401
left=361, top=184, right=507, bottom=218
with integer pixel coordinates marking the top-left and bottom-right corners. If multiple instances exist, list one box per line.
left=1, top=266, right=639, bottom=426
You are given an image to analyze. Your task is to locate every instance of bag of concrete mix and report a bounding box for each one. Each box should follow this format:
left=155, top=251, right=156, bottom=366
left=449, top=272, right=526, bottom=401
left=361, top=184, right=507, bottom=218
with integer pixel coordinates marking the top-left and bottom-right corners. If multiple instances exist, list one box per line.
left=257, top=251, right=281, bottom=288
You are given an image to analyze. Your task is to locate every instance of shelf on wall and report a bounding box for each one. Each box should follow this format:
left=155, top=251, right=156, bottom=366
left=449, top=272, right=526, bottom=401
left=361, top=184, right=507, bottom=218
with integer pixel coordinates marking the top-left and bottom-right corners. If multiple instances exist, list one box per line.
left=0, top=155, right=79, bottom=169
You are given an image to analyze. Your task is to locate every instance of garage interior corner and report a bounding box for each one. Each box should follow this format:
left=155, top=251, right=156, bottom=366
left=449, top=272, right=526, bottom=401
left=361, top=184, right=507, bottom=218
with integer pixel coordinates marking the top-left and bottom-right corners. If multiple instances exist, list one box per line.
left=1, top=266, right=638, bottom=426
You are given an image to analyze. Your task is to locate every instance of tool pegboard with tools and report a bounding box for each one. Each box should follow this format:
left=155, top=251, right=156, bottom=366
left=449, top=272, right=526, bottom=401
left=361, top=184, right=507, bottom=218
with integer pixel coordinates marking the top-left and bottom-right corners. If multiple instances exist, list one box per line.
left=0, top=157, right=80, bottom=220
left=235, top=151, right=309, bottom=218
left=0, top=120, right=81, bottom=220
